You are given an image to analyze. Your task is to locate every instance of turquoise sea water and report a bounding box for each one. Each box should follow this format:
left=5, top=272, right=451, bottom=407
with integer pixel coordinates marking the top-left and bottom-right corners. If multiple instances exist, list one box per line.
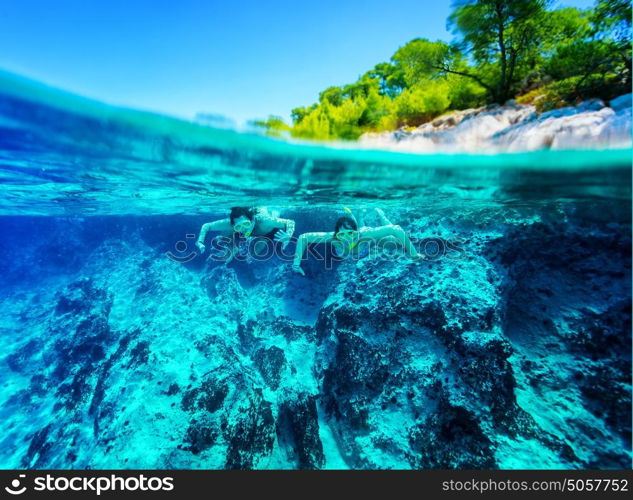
left=0, top=70, right=631, bottom=216
left=0, top=70, right=631, bottom=469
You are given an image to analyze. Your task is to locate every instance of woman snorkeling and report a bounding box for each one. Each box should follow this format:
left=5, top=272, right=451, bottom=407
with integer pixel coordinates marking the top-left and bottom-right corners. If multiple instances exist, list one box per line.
left=291, top=207, right=425, bottom=275
left=196, top=207, right=295, bottom=263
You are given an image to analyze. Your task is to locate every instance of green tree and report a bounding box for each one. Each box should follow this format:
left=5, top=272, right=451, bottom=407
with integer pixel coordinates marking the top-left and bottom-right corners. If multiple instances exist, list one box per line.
left=319, top=86, right=344, bottom=106
left=544, top=0, right=631, bottom=100
left=447, top=0, right=551, bottom=103
left=392, top=39, right=453, bottom=86
left=367, top=62, right=406, bottom=97
left=591, top=0, right=632, bottom=84
left=393, top=81, right=452, bottom=125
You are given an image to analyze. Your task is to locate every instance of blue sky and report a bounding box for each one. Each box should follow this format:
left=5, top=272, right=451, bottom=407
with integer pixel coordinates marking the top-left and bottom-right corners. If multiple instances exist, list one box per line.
left=0, top=0, right=596, bottom=126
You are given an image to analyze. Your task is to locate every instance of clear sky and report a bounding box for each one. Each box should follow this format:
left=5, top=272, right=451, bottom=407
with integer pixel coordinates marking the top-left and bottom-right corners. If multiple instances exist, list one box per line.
left=0, top=0, right=596, bottom=126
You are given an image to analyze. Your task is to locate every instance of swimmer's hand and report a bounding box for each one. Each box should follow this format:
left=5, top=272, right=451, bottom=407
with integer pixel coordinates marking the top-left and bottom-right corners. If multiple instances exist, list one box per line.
left=196, top=242, right=206, bottom=253
left=292, top=264, right=305, bottom=276
left=274, top=230, right=291, bottom=249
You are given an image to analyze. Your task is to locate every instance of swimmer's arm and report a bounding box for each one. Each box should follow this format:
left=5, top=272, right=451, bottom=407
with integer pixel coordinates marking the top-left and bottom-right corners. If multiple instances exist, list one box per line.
left=361, top=225, right=422, bottom=258
left=196, top=219, right=233, bottom=247
left=259, top=215, right=296, bottom=247
left=259, top=214, right=294, bottom=234
left=279, top=218, right=296, bottom=239
left=292, top=232, right=333, bottom=271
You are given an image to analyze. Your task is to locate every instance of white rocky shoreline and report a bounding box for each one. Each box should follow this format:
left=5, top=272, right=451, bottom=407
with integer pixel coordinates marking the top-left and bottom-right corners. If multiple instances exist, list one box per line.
left=359, top=93, right=632, bottom=153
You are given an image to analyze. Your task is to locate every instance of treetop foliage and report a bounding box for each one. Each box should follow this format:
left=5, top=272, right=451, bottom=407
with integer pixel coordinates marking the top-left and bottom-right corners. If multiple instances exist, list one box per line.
left=253, top=0, right=631, bottom=140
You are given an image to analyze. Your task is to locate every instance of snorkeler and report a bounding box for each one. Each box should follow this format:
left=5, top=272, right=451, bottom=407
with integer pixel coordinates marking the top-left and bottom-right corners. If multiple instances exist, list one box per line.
left=196, top=207, right=295, bottom=263
left=291, top=207, right=425, bottom=275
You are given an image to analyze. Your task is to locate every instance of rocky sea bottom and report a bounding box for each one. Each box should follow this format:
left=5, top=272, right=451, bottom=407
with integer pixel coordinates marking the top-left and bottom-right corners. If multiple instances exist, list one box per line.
left=0, top=204, right=631, bottom=469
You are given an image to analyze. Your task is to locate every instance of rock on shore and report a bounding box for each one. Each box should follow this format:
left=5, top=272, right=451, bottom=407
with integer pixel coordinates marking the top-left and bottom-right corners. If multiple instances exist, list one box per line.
left=359, top=94, right=632, bottom=152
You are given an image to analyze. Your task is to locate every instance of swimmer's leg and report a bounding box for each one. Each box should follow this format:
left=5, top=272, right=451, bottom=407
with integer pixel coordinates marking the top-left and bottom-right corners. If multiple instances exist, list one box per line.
left=375, top=235, right=399, bottom=258
left=391, top=224, right=425, bottom=260
left=372, top=227, right=422, bottom=260
left=375, top=208, right=393, bottom=226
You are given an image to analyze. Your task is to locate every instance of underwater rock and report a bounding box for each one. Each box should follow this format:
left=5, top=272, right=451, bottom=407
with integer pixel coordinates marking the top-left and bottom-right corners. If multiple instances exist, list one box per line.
left=311, top=220, right=631, bottom=469
left=22, top=424, right=55, bottom=468
left=0, top=210, right=629, bottom=469
left=181, top=377, right=229, bottom=414
left=236, top=319, right=259, bottom=353
left=48, top=279, right=119, bottom=413
left=54, top=277, right=111, bottom=317
left=201, top=265, right=246, bottom=304
left=165, top=383, right=180, bottom=396
left=408, top=398, right=496, bottom=469
left=179, top=326, right=281, bottom=468
left=322, top=330, right=390, bottom=425
left=277, top=394, right=325, bottom=469
left=223, top=389, right=275, bottom=469
left=89, top=333, right=135, bottom=437
left=269, top=316, right=315, bottom=342
left=126, top=340, right=150, bottom=369
left=5, top=339, right=44, bottom=373
left=486, top=216, right=632, bottom=467
left=184, top=416, right=219, bottom=455
left=253, top=346, right=286, bottom=390
left=314, top=257, right=516, bottom=467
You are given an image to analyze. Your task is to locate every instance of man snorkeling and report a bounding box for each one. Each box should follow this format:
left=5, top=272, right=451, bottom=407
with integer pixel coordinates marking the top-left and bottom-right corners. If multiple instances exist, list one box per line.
left=196, top=207, right=295, bottom=263
left=291, top=207, right=425, bottom=275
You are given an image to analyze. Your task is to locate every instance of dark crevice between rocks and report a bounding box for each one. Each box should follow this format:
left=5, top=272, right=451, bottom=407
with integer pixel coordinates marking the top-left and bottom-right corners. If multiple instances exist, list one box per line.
left=408, top=399, right=496, bottom=469
left=88, top=331, right=137, bottom=437
left=276, top=394, right=325, bottom=469
left=223, top=389, right=275, bottom=469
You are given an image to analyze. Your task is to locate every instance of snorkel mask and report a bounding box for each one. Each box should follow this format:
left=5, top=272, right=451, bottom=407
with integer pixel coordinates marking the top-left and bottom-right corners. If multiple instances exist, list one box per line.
left=336, top=228, right=358, bottom=243
left=234, top=219, right=254, bottom=238
left=335, top=207, right=359, bottom=248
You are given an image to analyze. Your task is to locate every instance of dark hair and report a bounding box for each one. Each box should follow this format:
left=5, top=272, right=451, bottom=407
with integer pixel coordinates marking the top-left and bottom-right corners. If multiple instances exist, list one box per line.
left=229, top=206, right=258, bottom=224
left=334, top=215, right=358, bottom=238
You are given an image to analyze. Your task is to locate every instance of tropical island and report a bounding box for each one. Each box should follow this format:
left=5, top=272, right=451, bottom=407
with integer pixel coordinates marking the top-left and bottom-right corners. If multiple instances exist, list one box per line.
left=253, top=0, right=631, bottom=142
